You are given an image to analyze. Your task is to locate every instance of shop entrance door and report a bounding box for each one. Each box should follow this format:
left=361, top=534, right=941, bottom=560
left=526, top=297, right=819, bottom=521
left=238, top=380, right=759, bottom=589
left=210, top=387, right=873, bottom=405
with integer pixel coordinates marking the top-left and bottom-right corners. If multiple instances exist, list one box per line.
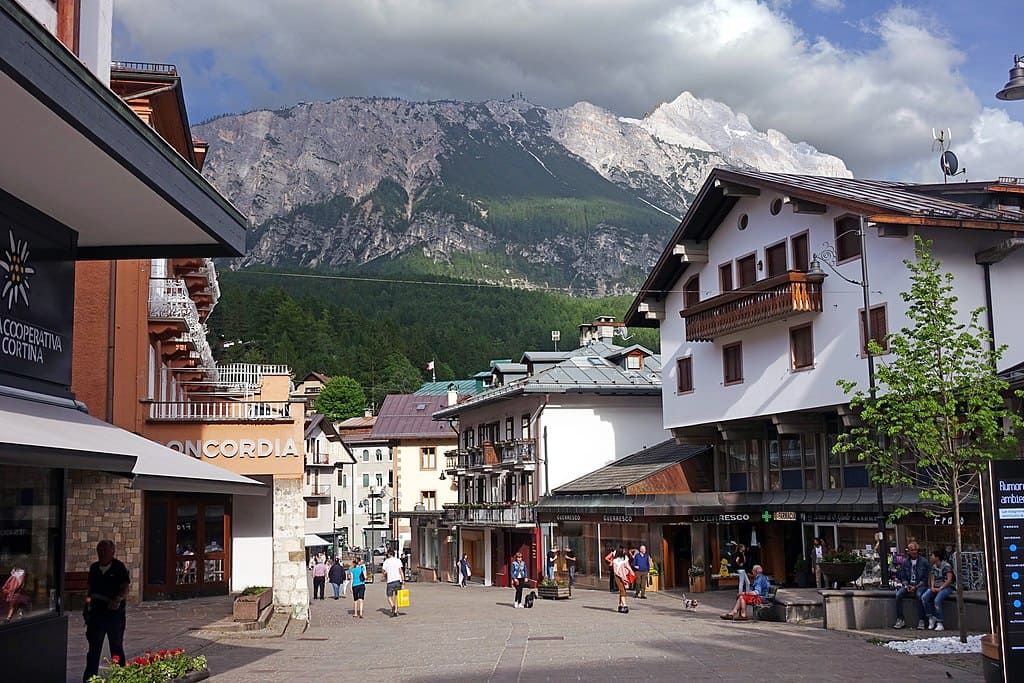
left=145, top=495, right=230, bottom=600
left=663, top=525, right=692, bottom=589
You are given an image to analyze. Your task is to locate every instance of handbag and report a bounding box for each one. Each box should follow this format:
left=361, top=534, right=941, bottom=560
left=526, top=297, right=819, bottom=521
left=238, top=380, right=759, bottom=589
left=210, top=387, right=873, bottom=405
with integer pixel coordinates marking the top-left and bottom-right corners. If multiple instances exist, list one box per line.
left=396, top=588, right=410, bottom=608
left=627, top=569, right=637, bottom=585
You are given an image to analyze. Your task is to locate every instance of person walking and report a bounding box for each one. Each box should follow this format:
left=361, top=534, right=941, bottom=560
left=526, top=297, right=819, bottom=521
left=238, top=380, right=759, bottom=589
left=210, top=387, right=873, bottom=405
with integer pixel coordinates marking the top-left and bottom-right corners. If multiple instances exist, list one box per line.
left=83, top=540, right=130, bottom=683
left=632, top=544, right=651, bottom=599
left=812, top=537, right=827, bottom=589
left=733, top=544, right=750, bottom=593
left=612, top=548, right=632, bottom=613
left=564, top=547, right=577, bottom=587
left=328, top=558, right=347, bottom=600
left=458, top=554, right=471, bottom=588
left=382, top=550, right=405, bottom=617
left=605, top=546, right=622, bottom=593
left=349, top=558, right=366, bottom=618
left=510, top=552, right=528, bottom=608
left=311, top=557, right=327, bottom=600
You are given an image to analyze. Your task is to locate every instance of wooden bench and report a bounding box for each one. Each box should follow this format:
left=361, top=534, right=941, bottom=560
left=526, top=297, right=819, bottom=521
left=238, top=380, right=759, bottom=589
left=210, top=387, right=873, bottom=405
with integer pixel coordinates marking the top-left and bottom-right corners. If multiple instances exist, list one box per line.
left=64, top=571, right=89, bottom=610
left=710, top=574, right=739, bottom=590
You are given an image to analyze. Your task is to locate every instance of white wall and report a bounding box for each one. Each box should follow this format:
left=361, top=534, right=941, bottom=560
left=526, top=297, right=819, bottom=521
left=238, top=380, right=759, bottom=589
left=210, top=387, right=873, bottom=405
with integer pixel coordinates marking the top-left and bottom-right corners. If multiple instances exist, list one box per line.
left=232, top=475, right=274, bottom=591
left=659, top=192, right=1024, bottom=431
left=78, top=0, right=113, bottom=84
left=17, top=0, right=57, bottom=32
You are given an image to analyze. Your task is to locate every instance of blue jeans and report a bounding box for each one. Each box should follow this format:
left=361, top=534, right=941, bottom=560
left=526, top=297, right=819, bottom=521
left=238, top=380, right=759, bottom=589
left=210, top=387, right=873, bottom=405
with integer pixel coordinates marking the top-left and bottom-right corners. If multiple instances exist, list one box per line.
left=921, top=586, right=954, bottom=623
left=895, top=585, right=926, bottom=620
left=331, top=582, right=341, bottom=598
left=546, top=564, right=554, bottom=580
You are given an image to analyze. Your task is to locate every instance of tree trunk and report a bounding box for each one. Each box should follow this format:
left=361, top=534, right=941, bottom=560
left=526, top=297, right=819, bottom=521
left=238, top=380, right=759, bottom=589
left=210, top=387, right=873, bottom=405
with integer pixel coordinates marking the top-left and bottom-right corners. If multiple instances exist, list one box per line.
left=954, top=494, right=967, bottom=644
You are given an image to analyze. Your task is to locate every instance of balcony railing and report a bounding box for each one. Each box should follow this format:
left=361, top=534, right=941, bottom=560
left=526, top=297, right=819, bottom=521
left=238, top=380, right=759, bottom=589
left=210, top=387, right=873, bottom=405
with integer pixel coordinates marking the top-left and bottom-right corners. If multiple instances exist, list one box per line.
left=111, top=60, right=178, bottom=75
left=148, top=400, right=291, bottom=421
left=495, top=439, right=536, bottom=466
left=306, top=452, right=332, bottom=466
left=149, top=278, right=199, bottom=329
left=216, top=364, right=291, bottom=389
left=681, top=271, right=823, bottom=342
left=442, top=503, right=536, bottom=526
left=305, top=484, right=331, bottom=497
left=445, top=449, right=466, bottom=472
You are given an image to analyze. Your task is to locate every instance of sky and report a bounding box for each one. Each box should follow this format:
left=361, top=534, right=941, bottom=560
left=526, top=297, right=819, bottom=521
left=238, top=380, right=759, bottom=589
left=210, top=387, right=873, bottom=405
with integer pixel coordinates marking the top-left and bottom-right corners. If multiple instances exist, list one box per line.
left=112, top=0, right=1024, bottom=181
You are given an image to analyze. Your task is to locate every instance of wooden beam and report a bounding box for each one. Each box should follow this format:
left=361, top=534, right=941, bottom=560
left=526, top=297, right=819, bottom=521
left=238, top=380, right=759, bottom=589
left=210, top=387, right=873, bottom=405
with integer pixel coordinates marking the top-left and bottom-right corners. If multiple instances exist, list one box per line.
left=790, top=198, right=827, bottom=214
left=976, top=238, right=1024, bottom=265
left=637, top=299, right=665, bottom=315
left=56, top=0, right=80, bottom=55
left=714, top=180, right=761, bottom=197
left=869, top=214, right=1024, bottom=232
left=986, top=184, right=1024, bottom=194
left=877, top=224, right=908, bottom=238
left=672, top=240, right=709, bottom=263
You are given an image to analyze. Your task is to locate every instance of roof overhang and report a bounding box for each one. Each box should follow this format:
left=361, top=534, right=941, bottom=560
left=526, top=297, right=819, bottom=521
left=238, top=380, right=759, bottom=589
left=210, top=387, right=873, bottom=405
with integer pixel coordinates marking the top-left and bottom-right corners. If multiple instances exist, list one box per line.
left=0, top=1, right=246, bottom=259
left=0, top=389, right=265, bottom=496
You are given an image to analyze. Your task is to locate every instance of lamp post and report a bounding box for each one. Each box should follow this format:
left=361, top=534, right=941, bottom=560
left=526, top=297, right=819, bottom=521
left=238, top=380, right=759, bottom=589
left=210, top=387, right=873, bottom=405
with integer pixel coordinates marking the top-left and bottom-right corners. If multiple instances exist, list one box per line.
left=806, top=216, right=889, bottom=588
left=996, top=54, right=1024, bottom=100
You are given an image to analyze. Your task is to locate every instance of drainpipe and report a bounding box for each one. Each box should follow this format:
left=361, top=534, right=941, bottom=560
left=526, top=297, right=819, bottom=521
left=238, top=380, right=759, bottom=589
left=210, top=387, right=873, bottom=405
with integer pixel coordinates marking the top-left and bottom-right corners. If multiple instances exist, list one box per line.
left=982, top=263, right=996, bottom=358
left=106, top=261, right=116, bottom=422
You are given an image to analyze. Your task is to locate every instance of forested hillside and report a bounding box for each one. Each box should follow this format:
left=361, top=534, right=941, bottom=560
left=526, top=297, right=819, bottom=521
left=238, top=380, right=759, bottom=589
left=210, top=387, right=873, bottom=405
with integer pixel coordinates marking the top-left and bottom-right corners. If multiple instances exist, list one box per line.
left=209, top=268, right=660, bottom=406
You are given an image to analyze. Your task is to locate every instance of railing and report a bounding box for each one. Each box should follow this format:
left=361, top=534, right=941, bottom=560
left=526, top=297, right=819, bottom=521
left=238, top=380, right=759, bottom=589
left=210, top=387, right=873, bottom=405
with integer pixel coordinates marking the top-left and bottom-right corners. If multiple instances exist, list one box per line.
left=149, top=278, right=199, bottom=329
left=305, top=484, right=331, bottom=497
left=445, top=450, right=467, bottom=472
left=442, top=503, right=537, bottom=526
left=495, top=439, right=536, bottom=465
left=111, top=60, right=177, bottom=75
left=306, top=452, right=332, bottom=466
left=148, top=400, right=291, bottom=421
left=681, top=271, right=823, bottom=341
left=216, top=364, right=291, bottom=388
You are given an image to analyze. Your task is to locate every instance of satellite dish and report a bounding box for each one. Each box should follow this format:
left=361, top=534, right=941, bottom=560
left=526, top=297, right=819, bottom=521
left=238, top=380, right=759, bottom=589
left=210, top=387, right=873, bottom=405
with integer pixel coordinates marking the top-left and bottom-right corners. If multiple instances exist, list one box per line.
left=941, top=150, right=959, bottom=176
left=616, top=326, right=634, bottom=341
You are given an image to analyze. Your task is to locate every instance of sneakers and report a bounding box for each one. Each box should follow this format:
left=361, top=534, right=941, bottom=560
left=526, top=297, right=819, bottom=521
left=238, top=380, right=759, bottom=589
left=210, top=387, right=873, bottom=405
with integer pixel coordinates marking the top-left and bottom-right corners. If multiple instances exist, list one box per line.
left=917, top=620, right=926, bottom=630
left=928, top=616, right=937, bottom=630
left=933, top=622, right=944, bottom=631
left=514, top=602, right=521, bottom=608
left=893, top=618, right=906, bottom=629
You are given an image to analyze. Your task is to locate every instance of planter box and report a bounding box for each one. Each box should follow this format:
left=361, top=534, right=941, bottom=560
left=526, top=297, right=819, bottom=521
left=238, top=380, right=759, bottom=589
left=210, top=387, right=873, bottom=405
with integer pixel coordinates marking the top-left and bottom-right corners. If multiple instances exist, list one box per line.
left=537, top=584, right=571, bottom=600
left=821, top=562, right=866, bottom=587
left=172, top=670, right=210, bottom=683
left=233, top=588, right=272, bottom=621
left=647, top=574, right=660, bottom=592
left=688, top=575, right=706, bottom=593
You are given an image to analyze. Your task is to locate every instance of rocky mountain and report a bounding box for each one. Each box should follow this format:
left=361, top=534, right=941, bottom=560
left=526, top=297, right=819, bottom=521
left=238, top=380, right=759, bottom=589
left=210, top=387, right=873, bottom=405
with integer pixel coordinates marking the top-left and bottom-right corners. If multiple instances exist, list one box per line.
left=195, top=92, right=850, bottom=293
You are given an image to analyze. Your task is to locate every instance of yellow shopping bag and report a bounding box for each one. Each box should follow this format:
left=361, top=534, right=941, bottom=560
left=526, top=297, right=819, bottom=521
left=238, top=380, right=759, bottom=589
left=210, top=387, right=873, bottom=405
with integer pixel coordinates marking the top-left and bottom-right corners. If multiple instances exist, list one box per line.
left=396, top=588, right=410, bottom=608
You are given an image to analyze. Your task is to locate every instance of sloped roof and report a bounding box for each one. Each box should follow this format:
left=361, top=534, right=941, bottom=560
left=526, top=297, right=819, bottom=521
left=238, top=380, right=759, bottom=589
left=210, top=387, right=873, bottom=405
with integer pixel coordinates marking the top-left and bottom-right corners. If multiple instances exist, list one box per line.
left=553, top=441, right=711, bottom=495
left=414, top=380, right=482, bottom=396
left=337, top=415, right=375, bottom=430
left=371, top=394, right=458, bottom=439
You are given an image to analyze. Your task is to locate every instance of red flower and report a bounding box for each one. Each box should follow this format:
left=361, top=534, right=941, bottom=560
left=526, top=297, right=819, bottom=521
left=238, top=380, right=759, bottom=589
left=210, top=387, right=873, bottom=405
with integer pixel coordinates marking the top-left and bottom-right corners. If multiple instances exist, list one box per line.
left=111, top=655, right=121, bottom=664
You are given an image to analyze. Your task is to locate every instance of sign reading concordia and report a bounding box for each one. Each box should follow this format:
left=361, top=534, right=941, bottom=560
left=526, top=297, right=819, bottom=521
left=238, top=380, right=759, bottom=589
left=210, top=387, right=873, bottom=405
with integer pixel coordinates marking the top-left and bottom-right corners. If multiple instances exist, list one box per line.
left=166, top=438, right=300, bottom=459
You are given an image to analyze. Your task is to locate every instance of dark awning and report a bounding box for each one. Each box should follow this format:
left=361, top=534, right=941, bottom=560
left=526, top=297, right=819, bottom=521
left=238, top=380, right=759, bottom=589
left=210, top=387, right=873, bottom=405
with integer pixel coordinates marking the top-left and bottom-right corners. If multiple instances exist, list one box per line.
left=0, top=1, right=246, bottom=258
left=0, top=391, right=265, bottom=496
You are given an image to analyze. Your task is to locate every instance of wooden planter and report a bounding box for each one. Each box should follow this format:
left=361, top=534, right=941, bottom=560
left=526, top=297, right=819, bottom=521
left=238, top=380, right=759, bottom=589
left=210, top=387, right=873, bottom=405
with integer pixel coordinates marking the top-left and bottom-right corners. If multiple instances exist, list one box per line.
left=647, top=574, right=660, bottom=592
left=688, top=575, right=706, bottom=593
left=233, top=587, right=272, bottom=621
left=821, top=562, right=866, bottom=587
left=537, top=584, right=571, bottom=600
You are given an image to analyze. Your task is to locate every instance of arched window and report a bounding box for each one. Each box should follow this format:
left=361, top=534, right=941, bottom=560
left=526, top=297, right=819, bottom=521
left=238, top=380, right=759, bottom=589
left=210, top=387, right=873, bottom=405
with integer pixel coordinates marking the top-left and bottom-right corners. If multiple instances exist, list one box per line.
left=374, top=499, right=383, bottom=514
left=375, top=448, right=383, bottom=462
left=683, top=275, right=700, bottom=308
left=362, top=449, right=369, bottom=462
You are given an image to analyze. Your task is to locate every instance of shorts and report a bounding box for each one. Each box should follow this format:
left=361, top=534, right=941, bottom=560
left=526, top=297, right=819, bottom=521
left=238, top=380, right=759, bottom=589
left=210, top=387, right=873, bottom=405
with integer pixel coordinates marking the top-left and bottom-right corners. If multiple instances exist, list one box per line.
left=386, top=580, right=402, bottom=597
left=741, top=594, right=764, bottom=606
left=615, top=576, right=627, bottom=598
left=352, top=584, right=366, bottom=601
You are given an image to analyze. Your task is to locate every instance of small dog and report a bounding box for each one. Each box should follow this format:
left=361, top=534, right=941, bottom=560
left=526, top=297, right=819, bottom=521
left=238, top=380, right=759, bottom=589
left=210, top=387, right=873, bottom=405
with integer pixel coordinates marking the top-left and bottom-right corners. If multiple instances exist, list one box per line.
left=682, top=597, right=699, bottom=612
left=523, top=591, right=536, bottom=608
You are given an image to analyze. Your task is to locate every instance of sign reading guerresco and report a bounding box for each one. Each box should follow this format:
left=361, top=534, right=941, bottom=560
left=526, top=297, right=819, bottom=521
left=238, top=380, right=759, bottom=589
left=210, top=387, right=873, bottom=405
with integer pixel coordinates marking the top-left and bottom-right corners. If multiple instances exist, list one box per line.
left=167, top=438, right=301, bottom=460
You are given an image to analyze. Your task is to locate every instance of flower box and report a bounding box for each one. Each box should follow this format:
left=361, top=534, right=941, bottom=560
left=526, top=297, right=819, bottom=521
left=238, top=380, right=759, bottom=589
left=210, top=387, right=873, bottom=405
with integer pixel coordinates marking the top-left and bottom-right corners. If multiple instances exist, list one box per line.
left=87, top=649, right=207, bottom=683
left=537, top=583, right=571, bottom=600
left=233, top=586, right=272, bottom=621
left=821, top=561, right=866, bottom=587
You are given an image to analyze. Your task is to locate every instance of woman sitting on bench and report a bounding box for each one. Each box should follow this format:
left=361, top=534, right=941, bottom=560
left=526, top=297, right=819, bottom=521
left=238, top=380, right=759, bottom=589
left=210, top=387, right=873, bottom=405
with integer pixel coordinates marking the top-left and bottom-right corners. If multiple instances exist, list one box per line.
left=721, top=565, right=770, bottom=621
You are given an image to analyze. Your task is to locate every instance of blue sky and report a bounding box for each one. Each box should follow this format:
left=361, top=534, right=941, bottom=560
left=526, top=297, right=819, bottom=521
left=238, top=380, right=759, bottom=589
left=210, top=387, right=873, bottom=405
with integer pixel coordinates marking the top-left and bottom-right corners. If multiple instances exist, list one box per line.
left=112, top=0, right=1024, bottom=180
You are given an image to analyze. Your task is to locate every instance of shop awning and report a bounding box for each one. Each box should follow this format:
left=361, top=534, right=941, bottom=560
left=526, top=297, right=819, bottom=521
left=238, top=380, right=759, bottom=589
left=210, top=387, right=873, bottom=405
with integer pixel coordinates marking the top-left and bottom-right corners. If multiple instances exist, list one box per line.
left=0, top=391, right=265, bottom=496
left=0, top=1, right=246, bottom=258
left=304, top=534, right=332, bottom=547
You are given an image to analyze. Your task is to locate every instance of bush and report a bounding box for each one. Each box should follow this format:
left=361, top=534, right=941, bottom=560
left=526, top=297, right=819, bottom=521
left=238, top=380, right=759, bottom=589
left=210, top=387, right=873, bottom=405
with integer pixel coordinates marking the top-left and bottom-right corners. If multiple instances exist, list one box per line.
left=86, top=648, right=206, bottom=682
left=239, top=586, right=269, bottom=596
left=822, top=550, right=865, bottom=564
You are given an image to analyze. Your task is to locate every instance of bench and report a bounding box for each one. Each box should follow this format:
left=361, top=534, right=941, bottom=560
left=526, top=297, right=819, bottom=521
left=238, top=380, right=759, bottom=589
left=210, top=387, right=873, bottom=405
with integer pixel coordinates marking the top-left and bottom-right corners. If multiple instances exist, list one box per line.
left=64, top=571, right=89, bottom=610
left=753, top=584, right=781, bottom=621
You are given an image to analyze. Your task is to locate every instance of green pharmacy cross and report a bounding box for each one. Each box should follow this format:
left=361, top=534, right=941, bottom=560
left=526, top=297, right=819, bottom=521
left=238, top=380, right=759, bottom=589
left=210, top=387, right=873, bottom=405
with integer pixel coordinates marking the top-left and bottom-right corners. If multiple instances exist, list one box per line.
left=762, top=511, right=773, bottom=522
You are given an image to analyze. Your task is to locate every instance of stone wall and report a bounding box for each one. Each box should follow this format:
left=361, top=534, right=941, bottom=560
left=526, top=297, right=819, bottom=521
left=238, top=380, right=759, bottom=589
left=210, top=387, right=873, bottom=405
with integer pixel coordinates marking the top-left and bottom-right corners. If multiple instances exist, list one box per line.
left=65, top=470, right=143, bottom=604
left=272, top=476, right=308, bottom=619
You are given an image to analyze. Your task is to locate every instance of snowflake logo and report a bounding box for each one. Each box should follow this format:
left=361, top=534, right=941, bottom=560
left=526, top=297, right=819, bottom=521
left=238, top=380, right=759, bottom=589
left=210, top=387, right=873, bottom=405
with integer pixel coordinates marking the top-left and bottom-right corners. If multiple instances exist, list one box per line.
left=1, top=230, right=35, bottom=310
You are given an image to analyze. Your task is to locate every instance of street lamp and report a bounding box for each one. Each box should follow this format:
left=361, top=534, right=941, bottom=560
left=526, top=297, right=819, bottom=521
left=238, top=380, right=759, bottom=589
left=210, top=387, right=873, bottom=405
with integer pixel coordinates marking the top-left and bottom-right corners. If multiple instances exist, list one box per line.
left=806, top=216, right=890, bottom=589
left=996, top=54, right=1024, bottom=101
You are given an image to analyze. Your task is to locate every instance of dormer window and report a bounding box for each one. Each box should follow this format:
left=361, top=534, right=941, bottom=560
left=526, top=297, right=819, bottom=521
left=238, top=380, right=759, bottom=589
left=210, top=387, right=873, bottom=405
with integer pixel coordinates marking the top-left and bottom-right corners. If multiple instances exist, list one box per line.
left=625, top=354, right=643, bottom=370
left=683, top=275, right=700, bottom=307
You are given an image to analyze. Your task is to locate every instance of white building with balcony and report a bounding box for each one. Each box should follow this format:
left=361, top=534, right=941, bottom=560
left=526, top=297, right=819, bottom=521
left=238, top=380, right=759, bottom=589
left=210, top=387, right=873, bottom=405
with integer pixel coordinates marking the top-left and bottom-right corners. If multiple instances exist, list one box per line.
left=303, top=413, right=356, bottom=557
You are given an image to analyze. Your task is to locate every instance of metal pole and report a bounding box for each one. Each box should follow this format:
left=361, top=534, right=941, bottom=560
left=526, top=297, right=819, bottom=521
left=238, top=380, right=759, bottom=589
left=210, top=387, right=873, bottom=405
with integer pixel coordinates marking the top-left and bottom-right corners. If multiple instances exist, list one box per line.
left=860, top=216, right=889, bottom=589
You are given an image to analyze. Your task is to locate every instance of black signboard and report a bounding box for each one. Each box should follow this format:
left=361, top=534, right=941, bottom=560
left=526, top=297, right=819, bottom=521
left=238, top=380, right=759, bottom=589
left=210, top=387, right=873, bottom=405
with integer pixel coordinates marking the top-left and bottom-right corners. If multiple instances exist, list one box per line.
left=0, top=189, right=76, bottom=388
left=991, top=459, right=1024, bottom=682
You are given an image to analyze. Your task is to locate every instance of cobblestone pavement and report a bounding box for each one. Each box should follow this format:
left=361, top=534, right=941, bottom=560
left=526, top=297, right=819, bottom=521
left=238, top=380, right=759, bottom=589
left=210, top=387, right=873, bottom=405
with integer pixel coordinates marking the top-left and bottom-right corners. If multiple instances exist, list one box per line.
left=68, top=583, right=985, bottom=682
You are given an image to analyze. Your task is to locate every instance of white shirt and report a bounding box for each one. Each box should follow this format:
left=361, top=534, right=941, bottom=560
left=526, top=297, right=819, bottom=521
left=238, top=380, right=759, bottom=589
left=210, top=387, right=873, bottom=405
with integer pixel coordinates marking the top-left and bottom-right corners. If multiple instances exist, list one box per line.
left=382, top=556, right=404, bottom=583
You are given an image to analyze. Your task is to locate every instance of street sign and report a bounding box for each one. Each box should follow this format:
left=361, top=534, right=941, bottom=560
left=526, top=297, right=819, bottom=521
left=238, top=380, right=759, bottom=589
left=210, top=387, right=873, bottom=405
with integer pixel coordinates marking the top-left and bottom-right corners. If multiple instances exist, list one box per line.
left=990, top=459, right=1024, bottom=682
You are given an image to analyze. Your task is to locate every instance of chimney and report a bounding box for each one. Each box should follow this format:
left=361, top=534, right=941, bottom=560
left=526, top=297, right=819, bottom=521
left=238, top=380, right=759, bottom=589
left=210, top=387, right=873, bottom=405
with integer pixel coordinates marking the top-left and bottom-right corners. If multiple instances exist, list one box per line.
left=364, top=406, right=373, bottom=418
left=578, top=316, right=621, bottom=347
left=446, top=383, right=458, bottom=407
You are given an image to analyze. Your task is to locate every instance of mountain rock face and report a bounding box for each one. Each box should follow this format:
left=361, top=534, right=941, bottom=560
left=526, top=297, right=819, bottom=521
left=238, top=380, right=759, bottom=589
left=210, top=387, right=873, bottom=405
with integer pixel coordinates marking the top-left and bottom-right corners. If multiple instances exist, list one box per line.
left=196, top=93, right=850, bottom=293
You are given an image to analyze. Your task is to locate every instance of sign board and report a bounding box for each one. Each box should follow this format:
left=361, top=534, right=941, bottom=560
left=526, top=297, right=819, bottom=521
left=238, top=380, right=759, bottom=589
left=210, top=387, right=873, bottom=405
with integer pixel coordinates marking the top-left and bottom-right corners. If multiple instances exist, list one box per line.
left=800, top=512, right=877, bottom=524
left=991, top=459, right=1024, bottom=682
left=0, top=190, right=76, bottom=388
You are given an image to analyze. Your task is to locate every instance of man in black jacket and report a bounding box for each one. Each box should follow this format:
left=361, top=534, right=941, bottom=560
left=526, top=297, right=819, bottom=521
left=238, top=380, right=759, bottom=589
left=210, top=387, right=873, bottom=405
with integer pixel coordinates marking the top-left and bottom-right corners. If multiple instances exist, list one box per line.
left=83, top=539, right=130, bottom=682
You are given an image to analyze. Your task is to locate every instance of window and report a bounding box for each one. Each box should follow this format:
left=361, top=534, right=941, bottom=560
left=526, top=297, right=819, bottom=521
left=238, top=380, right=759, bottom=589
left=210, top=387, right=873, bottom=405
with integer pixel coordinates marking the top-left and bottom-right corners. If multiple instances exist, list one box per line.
left=464, top=429, right=474, bottom=448
left=683, top=275, right=700, bottom=308
left=723, top=343, right=743, bottom=385
left=676, top=357, right=693, bottom=393
left=306, top=501, right=318, bottom=519
left=362, top=449, right=369, bottom=462
left=860, top=304, right=889, bottom=354
left=737, top=213, right=749, bottom=230
left=375, top=448, right=383, bottom=462
left=421, top=491, right=437, bottom=510
left=505, top=417, right=514, bottom=441
left=374, top=499, right=383, bottom=514
left=765, top=241, right=787, bottom=277
left=769, top=434, right=820, bottom=490
left=362, top=473, right=370, bottom=487
left=337, top=470, right=347, bottom=487
left=737, top=254, right=757, bottom=287
left=625, top=354, right=642, bottom=370
left=375, top=473, right=384, bottom=487
left=420, top=447, right=436, bottom=470
left=770, top=197, right=784, bottom=215
left=726, top=440, right=762, bottom=491
left=719, top=263, right=733, bottom=292
left=0, top=466, right=61, bottom=622
left=521, top=415, right=531, bottom=440
left=790, top=324, right=814, bottom=370
left=834, top=215, right=862, bottom=261
left=791, top=232, right=809, bottom=273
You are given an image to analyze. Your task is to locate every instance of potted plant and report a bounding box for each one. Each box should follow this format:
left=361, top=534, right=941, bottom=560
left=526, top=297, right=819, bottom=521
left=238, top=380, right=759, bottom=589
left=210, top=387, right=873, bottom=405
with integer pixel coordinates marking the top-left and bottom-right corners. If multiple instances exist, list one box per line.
left=233, top=585, right=272, bottom=621
left=537, top=577, right=571, bottom=599
left=794, top=556, right=810, bottom=588
left=820, top=550, right=867, bottom=587
left=688, top=563, right=706, bottom=593
left=87, top=648, right=208, bottom=683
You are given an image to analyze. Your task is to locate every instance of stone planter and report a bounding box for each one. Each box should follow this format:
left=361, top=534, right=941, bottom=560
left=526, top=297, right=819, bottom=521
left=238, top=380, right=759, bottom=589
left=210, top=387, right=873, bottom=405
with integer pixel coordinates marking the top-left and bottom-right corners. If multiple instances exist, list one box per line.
left=172, top=670, right=210, bottom=683
left=537, top=584, right=571, bottom=600
left=233, top=587, right=272, bottom=621
left=821, top=562, right=866, bottom=587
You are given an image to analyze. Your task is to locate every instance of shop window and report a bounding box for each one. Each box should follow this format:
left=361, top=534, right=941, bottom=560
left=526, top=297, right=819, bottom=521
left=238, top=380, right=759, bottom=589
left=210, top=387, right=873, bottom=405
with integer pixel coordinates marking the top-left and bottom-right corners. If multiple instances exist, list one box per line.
left=0, top=466, right=61, bottom=623
left=676, top=357, right=693, bottom=393
left=765, top=241, right=787, bottom=277
left=175, top=503, right=198, bottom=584
left=683, top=275, right=700, bottom=308
left=860, top=304, right=889, bottom=354
left=737, top=254, right=757, bottom=287
left=306, top=501, right=318, bottom=519
left=791, top=232, right=809, bottom=273
left=719, top=262, right=733, bottom=292
left=204, top=505, right=226, bottom=582
left=834, top=215, right=862, bottom=261
left=421, top=491, right=437, bottom=510
left=790, top=324, right=814, bottom=370
left=420, top=447, right=436, bottom=470
left=723, top=343, right=743, bottom=385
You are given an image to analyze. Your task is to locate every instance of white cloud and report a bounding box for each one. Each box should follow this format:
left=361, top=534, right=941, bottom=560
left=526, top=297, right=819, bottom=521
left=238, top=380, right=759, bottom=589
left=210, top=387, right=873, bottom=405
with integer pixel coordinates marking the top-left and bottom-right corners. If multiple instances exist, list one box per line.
left=112, top=0, right=1024, bottom=180
left=810, top=0, right=844, bottom=11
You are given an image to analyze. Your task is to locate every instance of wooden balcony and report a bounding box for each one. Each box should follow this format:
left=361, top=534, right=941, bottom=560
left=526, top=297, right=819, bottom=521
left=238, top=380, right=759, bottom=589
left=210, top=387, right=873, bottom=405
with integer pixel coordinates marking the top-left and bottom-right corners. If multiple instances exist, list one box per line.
left=681, top=271, right=823, bottom=342
left=442, top=503, right=537, bottom=526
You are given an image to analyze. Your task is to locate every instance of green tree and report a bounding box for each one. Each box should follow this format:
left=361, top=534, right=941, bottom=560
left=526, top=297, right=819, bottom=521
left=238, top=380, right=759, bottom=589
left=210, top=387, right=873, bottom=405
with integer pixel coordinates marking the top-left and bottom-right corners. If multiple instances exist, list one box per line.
left=314, top=376, right=367, bottom=421
left=836, top=238, right=1021, bottom=643
left=371, top=353, right=424, bottom=407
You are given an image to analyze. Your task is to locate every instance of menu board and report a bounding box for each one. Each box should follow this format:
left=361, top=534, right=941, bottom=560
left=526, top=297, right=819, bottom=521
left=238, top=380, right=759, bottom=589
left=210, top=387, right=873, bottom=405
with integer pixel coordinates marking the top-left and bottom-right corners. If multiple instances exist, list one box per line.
left=992, top=459, right=1024, bottom=681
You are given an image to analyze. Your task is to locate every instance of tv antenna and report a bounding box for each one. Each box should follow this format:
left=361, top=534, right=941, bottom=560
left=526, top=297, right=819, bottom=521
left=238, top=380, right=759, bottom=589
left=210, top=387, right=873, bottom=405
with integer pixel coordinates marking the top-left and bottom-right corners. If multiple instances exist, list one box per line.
left=932, top=128, right=966, bottom=183
left=615, top=326, right=634, bottom=341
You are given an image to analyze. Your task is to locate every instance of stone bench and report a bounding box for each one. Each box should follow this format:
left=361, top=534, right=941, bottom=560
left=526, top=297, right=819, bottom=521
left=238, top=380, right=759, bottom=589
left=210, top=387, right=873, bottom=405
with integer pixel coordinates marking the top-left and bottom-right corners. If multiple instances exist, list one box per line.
left=821, top=589, right=988, bottom=631
left=767, top=589, right=824, bottom=623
